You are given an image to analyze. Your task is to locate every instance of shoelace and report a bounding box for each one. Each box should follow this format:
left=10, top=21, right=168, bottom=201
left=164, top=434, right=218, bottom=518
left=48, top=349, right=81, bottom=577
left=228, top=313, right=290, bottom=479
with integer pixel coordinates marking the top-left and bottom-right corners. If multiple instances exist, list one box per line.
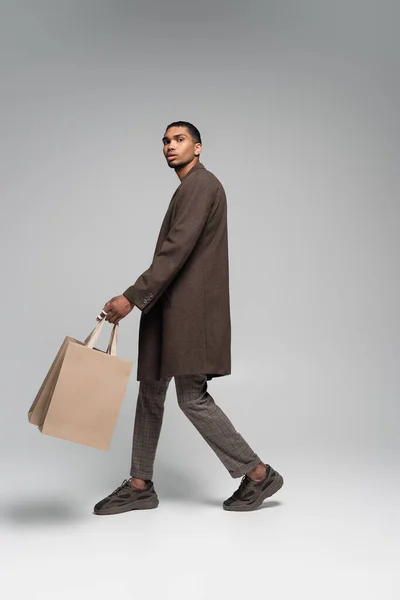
left=110, top=479, right=130, bottom=496
left=233, top=475, right=251, bottom=499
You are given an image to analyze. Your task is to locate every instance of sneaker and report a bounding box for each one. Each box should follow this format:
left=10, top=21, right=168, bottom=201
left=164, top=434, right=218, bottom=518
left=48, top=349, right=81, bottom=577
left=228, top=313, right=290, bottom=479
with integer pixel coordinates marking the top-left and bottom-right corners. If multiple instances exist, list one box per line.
left=93, top=478, right=159, bottom=515
left=223, top=464, right=284, bottom=511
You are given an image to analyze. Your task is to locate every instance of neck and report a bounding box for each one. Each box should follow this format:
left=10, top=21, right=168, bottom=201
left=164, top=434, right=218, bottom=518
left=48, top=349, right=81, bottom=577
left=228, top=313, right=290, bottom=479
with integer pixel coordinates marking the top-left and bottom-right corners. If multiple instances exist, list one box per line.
left=175, top=157, right=199, bottom=181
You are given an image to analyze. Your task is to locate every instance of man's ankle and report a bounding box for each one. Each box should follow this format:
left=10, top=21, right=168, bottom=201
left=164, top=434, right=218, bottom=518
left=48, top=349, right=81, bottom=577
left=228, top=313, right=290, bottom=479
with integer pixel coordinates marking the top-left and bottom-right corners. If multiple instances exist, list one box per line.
left=129, top=477, right=149, bottom=490
left=247, top=462, right=267, bottom=481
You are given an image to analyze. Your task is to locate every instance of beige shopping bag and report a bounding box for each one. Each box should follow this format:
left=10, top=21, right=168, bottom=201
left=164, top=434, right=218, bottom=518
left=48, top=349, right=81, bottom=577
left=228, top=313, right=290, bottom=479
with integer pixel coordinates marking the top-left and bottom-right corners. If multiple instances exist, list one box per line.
left=28, top=317, right=133, bottom=450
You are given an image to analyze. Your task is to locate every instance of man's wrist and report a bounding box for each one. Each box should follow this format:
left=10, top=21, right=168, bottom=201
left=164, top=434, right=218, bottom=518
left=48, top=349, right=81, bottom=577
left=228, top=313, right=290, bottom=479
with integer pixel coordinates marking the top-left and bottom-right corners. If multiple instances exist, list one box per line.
left=122, top=292, right=135, bottom=308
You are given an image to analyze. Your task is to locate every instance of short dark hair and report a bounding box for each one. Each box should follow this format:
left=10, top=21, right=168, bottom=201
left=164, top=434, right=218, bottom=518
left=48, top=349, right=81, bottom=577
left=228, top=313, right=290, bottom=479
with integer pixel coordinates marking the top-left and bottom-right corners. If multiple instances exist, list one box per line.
left=165, top=121, right=202, bottom=144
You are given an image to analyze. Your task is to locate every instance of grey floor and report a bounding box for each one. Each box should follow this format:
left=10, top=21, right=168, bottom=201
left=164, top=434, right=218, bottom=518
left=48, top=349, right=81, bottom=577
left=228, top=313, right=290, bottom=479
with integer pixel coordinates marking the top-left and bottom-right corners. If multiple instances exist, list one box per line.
left=1, top=453, right=398, bottom=600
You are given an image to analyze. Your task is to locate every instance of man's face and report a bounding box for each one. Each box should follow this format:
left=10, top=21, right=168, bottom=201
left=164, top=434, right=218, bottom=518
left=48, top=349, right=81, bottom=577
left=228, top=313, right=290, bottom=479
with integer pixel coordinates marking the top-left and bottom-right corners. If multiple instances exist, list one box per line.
left=162, top=126, right=201, bottom=168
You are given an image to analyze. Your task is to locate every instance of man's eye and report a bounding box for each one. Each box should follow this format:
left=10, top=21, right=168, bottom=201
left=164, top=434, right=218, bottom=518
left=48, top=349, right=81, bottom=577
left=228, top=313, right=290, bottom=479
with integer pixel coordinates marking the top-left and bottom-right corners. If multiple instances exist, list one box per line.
left=178, top=138, right=184, bottom=141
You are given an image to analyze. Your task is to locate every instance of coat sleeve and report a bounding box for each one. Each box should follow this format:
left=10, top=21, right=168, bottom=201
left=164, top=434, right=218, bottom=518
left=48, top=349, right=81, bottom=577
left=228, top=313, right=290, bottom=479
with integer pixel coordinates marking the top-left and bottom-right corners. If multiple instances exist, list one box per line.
left=123, top=174, right=214, bottom=314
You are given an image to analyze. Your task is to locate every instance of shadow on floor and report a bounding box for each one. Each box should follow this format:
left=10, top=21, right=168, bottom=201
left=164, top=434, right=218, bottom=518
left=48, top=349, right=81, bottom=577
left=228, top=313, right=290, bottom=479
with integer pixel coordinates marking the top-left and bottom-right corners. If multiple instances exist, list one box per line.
left=202, top=499, right=283, bottom=510
left=2, top=498, right=83, bottom=526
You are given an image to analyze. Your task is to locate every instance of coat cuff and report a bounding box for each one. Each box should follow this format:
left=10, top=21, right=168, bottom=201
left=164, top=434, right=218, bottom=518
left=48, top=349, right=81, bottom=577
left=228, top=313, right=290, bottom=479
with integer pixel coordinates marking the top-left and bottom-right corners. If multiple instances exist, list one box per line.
left=123, top=287, right=155, bottom=314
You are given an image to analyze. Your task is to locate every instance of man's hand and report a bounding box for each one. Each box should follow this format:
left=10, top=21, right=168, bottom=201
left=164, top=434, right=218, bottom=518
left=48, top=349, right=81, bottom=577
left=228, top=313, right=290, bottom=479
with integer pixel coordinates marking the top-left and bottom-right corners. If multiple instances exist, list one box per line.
left=98, top=295, right=134, bottom=324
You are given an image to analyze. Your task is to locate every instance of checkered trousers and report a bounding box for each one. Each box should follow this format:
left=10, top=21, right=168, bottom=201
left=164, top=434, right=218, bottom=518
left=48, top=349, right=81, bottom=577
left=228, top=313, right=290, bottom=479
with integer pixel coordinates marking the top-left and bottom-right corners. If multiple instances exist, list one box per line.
left=130, top=373, right=261, bottom=480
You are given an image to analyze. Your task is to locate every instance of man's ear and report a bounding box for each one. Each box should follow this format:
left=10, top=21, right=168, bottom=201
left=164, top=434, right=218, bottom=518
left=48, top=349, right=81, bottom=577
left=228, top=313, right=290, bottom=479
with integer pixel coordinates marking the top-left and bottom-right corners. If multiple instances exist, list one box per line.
left=194, top=143, right=202, bottom=156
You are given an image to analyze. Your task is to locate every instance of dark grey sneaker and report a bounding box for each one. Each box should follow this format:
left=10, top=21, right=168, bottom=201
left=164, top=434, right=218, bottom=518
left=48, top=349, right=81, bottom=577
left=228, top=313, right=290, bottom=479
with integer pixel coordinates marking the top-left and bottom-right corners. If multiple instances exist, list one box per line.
left=93, top=479, right=159, bottom=515
left=223, top=464, right=284, bottom=511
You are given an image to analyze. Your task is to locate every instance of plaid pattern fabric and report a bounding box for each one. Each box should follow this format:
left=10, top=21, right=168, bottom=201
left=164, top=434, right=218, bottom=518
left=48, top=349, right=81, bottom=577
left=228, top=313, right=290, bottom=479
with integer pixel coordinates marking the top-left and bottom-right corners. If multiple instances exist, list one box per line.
left=130, top=373, right=261, bottom=480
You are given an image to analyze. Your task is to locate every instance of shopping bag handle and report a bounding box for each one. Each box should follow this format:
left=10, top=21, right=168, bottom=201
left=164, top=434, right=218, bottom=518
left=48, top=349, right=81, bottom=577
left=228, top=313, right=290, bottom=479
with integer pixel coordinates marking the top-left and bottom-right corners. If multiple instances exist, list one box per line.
left=84, top=316, right=118, bottom=356
left=106, top=322, right=118, bottom=356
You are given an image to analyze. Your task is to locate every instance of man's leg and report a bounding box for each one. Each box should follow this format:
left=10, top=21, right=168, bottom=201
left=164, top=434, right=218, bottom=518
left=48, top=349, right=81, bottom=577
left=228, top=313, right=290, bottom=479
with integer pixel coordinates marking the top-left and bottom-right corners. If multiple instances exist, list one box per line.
left=174, top=373, right=284, bottom=511
left=93, top=377, right=172, bottom=516
left=129, top=377, right=172, bottom=487
left=174, top=373, right=262, bottom=478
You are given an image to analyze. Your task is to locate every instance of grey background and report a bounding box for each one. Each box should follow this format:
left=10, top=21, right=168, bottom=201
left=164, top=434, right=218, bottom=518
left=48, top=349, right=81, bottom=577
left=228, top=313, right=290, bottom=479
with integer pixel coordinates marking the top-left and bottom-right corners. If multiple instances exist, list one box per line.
left=0, top=2, right=398, bottom=597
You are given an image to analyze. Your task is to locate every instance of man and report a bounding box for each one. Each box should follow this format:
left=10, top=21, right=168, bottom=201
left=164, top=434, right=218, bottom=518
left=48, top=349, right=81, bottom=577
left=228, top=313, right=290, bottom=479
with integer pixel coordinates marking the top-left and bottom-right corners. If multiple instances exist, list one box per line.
left=93, top=121, right=283, bottom=514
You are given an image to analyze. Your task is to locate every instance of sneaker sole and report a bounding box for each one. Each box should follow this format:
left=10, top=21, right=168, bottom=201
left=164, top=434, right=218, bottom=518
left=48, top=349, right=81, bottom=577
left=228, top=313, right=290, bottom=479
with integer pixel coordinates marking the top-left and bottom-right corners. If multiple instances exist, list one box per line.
left=222, top=472, right=284, bottom=512
left=93, top=497, right=159, bottom=516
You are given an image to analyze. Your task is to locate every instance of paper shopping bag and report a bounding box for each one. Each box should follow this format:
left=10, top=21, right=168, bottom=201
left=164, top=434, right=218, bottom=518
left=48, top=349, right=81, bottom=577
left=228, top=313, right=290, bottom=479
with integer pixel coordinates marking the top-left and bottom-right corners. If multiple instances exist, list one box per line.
left=28, top=317, right=133, bottom=450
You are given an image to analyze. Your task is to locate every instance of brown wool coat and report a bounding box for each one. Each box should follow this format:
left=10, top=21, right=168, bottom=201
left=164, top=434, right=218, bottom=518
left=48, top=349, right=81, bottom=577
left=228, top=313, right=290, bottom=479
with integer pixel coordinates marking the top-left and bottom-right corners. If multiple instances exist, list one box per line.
left=123, top=162, right=231, bottom=381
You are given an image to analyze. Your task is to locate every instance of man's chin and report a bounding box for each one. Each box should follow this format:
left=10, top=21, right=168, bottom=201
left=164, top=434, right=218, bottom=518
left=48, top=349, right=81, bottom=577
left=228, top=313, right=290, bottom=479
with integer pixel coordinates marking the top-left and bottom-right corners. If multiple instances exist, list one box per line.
left=167, top=159, right=182, bottom=168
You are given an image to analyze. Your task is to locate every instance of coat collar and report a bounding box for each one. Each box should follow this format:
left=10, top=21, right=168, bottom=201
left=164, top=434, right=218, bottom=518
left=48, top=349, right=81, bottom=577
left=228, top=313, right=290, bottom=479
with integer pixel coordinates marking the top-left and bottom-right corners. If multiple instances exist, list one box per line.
left=181, top=161, right=205, bottom=181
